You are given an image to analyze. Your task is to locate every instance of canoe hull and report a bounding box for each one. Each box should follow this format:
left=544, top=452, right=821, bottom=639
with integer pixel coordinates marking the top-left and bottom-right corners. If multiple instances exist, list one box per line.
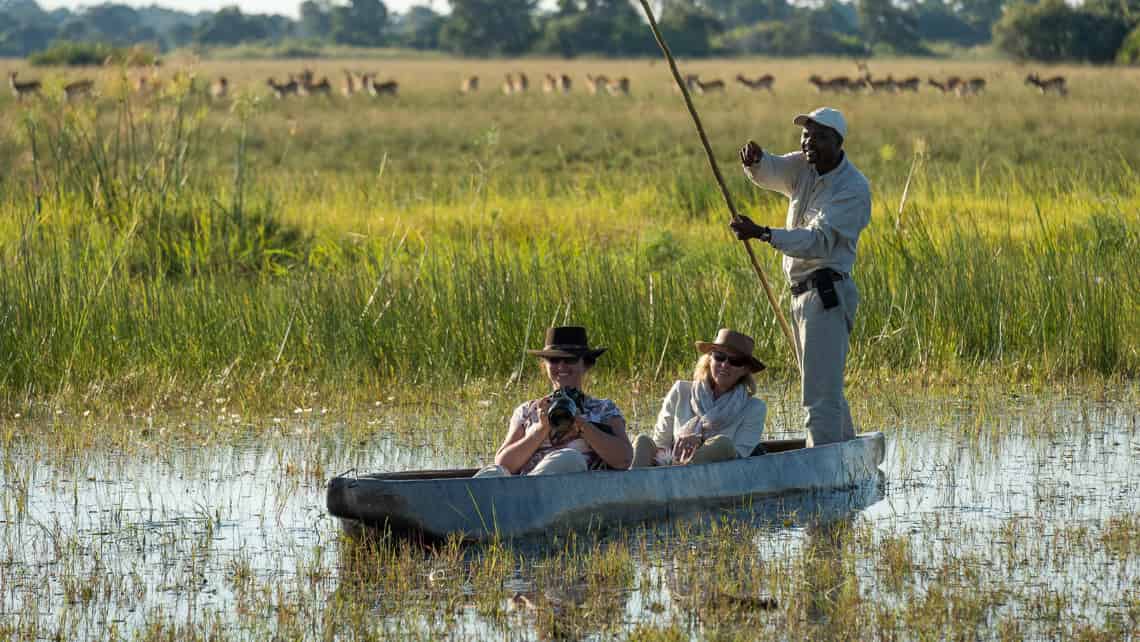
left=327, top=432, right=885, bottom=542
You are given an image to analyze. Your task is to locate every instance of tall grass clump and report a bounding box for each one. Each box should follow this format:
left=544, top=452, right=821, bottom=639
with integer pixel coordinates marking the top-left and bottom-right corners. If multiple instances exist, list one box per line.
left=1, top=58, right=1137, bottom=404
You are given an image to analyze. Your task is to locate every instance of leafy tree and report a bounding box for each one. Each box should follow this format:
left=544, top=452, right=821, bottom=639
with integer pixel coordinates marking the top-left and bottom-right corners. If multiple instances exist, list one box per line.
left=913, top=0, right=986, bottom=45
left=390, top=5, right=444, bottom=50
left=440, top=0, right=537, bottom=56
left=701, top=0, right=791, bottom=23
left=298, top=0, right=332, bottom=39
left=993, top=0, right=1129, bottom=62
left=535, top=0, right=655, bottom=56
left=1087, top=0, right=1140, bottom=29
left=858, top=0, right=925, bottom=54
left=659, top=1, right=721, bottom=56
left=331, top=0, right=388, bottom=46
left=714, top=7, right=866, bottom=56
left=1117, top=23, right=1140, bottom=62
left=193, top=7, right=292, bottom=46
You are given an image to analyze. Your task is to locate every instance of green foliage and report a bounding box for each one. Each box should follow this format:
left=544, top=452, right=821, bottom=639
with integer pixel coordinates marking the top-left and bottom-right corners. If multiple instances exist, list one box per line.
left=715, top=17, right=867, bottom=56
left=28, top=40, right=158, bottom=66
left=859, top=0, right=929, bottom=55
left=1117, top=24, right=1140, bottom=63
left=440, top=0, right=538, bottom=56
left=329, top=0, right=389, bottom=47
left=389, top=5, right=445, bottom=50
left=993, top=0, right=1130, bottom=62
left=658, top=2, right=723, bottom=57
left=193, top=7, right=293, bottom=46
left=1, top=59, right=1139, bottom=395
left=535, top=1, right=655, bottom=58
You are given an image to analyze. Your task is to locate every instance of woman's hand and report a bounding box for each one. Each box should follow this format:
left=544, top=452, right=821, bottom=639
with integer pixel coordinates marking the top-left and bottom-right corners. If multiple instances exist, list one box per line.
left=545, top=414, right=584, bottom=447
left=528, top=397, right=554, bottom=438
left=673, top=434, right=703, bottom=464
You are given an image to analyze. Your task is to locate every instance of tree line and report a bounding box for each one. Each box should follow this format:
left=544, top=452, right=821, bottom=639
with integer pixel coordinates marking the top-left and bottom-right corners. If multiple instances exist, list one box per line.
left=2, top=0, right=1139, bottom=64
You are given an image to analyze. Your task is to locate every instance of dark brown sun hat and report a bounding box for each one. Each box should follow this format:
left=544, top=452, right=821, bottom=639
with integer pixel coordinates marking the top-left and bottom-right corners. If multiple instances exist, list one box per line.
left=527, top=326, right=607, bottom=361
left=694, top=328, right=766, bottom=372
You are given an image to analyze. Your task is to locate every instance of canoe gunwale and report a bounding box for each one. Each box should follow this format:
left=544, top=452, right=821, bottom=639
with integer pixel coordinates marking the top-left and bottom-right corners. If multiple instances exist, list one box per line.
left=328, top=432, right=885, bottom=542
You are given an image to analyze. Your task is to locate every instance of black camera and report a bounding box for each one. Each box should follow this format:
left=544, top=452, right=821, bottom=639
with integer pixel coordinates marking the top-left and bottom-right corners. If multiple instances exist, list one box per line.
left=547, top=387, right=585, bottom=439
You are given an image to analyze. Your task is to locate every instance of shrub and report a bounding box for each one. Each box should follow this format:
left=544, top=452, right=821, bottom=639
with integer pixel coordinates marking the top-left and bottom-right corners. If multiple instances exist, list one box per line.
left=1117, top=24, right=1140, bottom=64
left=29, top=41, right=159, bottom=67
left=993, top=0, right=1129, bottom=62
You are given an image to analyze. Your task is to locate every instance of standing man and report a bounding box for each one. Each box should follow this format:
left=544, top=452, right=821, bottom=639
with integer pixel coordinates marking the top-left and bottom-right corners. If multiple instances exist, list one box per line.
left=730, top=107, right=870, bottom=447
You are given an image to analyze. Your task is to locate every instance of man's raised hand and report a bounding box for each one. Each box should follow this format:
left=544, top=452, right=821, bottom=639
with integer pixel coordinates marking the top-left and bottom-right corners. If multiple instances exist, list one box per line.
left=740, top=140, right=762, bottom=167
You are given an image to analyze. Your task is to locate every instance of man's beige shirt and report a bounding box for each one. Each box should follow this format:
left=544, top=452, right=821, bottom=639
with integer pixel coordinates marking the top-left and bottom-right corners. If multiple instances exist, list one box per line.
left=744, top=151, right=871, bottom=283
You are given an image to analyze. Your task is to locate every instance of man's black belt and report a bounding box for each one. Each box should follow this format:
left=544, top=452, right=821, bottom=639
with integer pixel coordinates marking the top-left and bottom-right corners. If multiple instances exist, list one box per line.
left=790, top=269, right=846, bottom=296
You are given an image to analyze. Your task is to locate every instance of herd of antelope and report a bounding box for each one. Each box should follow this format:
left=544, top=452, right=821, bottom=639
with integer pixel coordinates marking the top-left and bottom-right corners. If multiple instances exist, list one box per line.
left=481, top=72, right=632, bottom=96
left=809, top=73, right=989, bottom=96
left=8, top=68, right=1074, bottom=104
left=267, top=68, right=398, bottom=98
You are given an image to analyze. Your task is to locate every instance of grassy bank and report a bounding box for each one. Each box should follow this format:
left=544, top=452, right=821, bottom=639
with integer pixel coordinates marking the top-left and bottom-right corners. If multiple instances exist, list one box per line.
left=1, top=58, right=1137, bottom=409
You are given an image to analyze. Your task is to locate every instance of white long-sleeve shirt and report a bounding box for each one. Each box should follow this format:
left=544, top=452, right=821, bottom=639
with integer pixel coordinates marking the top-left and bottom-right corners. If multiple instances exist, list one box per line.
left=651, top=380, right=767, bottom=459
left=744, top=151, right=871, bottom=284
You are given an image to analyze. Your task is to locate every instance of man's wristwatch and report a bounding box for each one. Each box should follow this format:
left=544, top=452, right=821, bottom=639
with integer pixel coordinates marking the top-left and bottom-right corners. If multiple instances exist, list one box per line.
left=758, top=226, right=772, bottom=243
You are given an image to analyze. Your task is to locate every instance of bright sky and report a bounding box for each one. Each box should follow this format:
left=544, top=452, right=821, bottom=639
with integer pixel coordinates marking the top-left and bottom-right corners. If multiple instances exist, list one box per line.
left=36, top=0, right=448, bottom=19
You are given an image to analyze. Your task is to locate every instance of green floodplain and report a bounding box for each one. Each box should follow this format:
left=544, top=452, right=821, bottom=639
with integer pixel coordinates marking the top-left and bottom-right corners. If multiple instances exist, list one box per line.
left=1, top=57, right=1139, bottom=639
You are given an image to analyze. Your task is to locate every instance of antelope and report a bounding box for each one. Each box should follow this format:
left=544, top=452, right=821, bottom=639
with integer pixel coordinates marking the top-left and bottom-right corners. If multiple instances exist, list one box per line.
left=343, top=69, right=359, bottom=96
left=896, top=76, right=920, bottom=92
left=9, top=71, right=41, bottom=100
left=735, top=73, right=774, bottom=92
left=865, top=74, right=897, bottom=93
left=808, top=75, right=849, bottom=93
left=63, top=79, right=94, bottom=102
left=956, top=77, right=986, bottom=97
left=304, top=76, right=332, bottom=97
left=854, top=59, right=870, bottom=75
left=945, top=76, right=963, bottom=93
left=503, top=72, right=528, bottom=94
left=1025, top=73, right=1067, bottom=96
left=927, top=77, right=950, bottom=94
left=267, top=77, right=299, bottom=98
left=367, top=77, right=398, bottom=97
left=693, top=78, right=725, bottom=94
left=606, top=76, right=630, bottom=96
left=461, top=75, right=479, bottom=94
left=585, top=74, right=608, bottom=95
left=558, top=74, right=572, bottom=93
left=542, top=73, right=558, bottom=94
left=209, top=76, right=228, bottom=100
left=296, top=68, right=315, bottom=90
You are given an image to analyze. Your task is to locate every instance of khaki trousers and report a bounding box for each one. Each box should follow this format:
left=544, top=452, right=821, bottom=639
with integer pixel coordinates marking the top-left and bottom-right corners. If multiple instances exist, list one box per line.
left=792, top=278, right=859, bottom=447
left=473, top=448, right=589, bottom=477
left=629, top=434, right=738, bottom=468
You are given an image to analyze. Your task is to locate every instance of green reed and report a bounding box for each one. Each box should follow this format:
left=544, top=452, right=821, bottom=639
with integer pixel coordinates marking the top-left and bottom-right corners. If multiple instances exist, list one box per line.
left=1, top=59, right=1137, bottom=405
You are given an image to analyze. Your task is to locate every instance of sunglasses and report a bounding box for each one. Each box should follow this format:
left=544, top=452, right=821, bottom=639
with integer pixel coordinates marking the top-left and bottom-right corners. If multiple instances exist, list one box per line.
left=544, top=356, right=582, bottom=365
left=711, top=351, right=750, bottom=368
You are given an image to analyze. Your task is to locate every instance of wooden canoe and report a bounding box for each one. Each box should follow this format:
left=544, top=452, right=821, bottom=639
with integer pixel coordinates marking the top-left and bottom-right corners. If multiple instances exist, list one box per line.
left=326, top=432, right=885, bottom=542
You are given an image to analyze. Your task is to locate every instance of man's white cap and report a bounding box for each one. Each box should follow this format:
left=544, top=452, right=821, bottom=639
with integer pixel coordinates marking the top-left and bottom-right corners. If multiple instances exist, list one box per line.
left=793, top=107, right=847, bottom=140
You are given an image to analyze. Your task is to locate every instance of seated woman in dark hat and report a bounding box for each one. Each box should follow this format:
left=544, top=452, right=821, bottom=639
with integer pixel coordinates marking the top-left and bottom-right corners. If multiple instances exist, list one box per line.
left=631, top=328, right=767, bottom=468
left=475, top=326, right=633, bottom=477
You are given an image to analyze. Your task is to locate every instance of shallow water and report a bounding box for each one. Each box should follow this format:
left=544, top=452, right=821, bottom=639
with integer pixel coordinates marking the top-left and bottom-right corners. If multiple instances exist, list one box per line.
left=2, top=392, right=1138, bottom=639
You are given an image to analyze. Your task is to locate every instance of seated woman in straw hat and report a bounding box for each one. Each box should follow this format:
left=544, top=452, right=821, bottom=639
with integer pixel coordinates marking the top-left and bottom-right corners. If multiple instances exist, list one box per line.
left=631, top=328, right=767, bottom=468
left=475, top=326, right=633, bottom=477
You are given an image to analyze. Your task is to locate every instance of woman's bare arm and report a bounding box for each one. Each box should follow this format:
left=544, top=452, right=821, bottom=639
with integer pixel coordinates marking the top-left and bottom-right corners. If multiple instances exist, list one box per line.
left=579, top=416, right=633, bottom=470
left=494, top=400, right=550, bottom=474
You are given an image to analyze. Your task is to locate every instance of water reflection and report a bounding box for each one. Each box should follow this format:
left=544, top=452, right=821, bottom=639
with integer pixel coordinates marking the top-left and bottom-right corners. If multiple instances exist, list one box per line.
left=0, top=394, right=1136, bottom=638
